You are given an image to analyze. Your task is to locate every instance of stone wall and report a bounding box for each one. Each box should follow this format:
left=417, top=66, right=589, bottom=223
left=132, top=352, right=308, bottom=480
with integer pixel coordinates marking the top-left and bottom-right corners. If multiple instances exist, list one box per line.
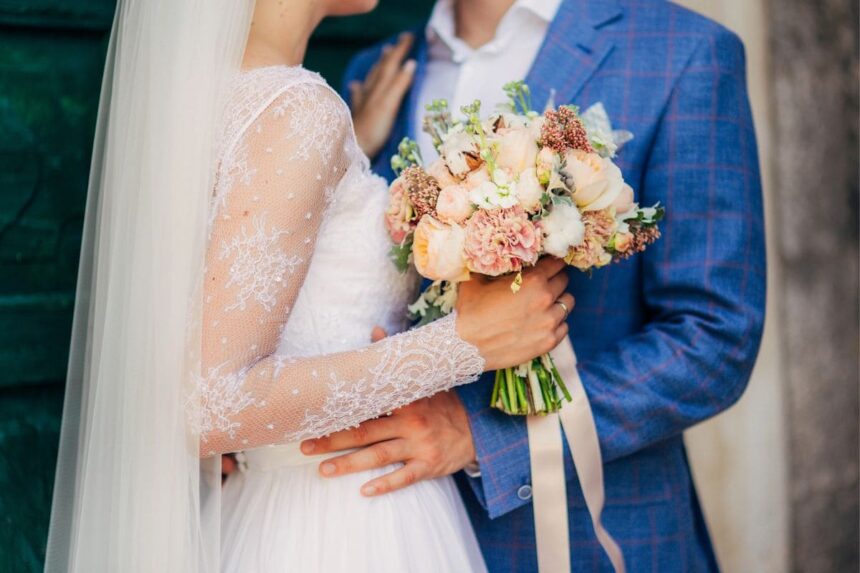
left=769, top=0, right=860, bottom=570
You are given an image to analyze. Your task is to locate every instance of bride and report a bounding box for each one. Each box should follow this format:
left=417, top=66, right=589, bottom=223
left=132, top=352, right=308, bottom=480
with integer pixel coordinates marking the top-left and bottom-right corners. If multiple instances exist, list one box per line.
left=45, top=1, right=574, bottom=571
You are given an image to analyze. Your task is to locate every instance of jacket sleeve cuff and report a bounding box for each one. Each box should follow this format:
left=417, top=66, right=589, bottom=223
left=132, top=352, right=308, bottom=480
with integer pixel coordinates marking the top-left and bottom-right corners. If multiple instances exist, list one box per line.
left=456, top=376, right=536, bottom=519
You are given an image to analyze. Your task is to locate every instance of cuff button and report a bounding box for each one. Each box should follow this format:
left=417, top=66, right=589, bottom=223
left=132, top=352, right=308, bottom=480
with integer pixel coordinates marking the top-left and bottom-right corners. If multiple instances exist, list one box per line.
left=517, top=484, right=533, bottom=501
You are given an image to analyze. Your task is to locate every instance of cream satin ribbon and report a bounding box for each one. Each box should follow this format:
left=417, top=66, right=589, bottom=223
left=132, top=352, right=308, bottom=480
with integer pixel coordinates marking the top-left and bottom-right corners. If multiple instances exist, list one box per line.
left=526, top=337, right=626, bottom=572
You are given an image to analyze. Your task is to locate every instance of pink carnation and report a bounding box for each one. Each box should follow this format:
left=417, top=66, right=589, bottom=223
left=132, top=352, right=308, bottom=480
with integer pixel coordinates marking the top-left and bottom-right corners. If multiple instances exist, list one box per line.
left=464, top=206, right=541, bottom=276
left=385, top=177, right=415, bottom=244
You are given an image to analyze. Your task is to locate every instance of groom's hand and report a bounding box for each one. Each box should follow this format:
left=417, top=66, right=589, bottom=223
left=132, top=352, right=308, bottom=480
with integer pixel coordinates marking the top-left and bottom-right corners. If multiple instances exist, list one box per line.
left=349, top=32, right=416, bottom=158
left=300, top=387, right=476, bottom=497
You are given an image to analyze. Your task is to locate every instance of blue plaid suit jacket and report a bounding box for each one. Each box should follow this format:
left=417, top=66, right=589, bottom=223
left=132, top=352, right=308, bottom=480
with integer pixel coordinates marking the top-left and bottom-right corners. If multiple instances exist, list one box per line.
left=343, top=1, right=766, bottom=570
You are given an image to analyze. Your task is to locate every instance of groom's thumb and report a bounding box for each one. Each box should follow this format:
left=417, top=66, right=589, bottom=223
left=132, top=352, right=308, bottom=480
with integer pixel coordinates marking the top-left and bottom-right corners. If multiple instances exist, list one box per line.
left=371, top=326, right=388, bottom=343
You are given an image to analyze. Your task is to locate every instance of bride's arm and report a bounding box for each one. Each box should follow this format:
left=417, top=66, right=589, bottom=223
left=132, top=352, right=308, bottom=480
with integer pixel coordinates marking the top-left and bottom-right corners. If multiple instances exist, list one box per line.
left=199, top=84, right=569, bottom=456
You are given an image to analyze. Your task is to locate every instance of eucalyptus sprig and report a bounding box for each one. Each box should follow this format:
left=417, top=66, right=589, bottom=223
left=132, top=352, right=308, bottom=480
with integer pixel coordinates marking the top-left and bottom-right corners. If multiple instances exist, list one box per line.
left=390, top=137, right=423, bottom=176
left=422, top=99, right=453, bottom=152
left=503, top=80, right=533, bottom=115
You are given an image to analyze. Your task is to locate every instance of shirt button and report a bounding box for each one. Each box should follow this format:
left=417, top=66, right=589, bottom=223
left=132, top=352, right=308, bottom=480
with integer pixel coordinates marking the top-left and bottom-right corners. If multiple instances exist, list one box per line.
left=517, top=484, right=533, bottom=501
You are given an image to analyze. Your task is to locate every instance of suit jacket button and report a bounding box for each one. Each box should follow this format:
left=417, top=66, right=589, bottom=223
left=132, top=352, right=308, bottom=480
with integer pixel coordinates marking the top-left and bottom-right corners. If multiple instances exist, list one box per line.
left=517, top=484, right=533, bottom=501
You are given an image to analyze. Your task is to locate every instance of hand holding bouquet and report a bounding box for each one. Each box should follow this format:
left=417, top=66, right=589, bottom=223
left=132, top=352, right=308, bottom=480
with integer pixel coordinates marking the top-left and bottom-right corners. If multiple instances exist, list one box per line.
left=386, top=82, right=663, bottom=416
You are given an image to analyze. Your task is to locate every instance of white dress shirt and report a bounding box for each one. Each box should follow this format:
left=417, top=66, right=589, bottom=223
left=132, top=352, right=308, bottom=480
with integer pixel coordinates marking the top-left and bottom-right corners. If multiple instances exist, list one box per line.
left=415, top=0, right=561, bottom=162
left=416, top=0, right=561, bottom=479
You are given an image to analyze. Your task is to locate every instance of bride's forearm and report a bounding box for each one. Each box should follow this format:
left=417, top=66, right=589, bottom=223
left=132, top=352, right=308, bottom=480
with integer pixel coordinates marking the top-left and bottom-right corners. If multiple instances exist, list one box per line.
left=198, top=313, right=484, bottom=456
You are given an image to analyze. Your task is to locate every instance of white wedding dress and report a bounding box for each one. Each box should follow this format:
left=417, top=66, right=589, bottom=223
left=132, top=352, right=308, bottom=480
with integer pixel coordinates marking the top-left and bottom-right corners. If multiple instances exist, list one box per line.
left=199, top=65, right=487, bottom=572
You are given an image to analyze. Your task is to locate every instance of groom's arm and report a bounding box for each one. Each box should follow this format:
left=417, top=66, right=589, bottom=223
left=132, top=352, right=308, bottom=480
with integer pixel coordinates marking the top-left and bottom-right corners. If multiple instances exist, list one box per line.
left=458, top=27, right=766, bottom=518
left=308, top=26, right=765, bottom=521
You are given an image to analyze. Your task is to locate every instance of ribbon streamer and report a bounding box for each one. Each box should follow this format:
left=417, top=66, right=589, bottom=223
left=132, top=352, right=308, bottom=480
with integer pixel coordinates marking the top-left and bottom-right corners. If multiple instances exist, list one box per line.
left=527, top=338, right=626, bottom=572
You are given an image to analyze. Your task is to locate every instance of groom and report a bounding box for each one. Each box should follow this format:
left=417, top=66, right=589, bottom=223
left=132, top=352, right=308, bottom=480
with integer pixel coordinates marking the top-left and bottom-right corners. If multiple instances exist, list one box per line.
left=304, top=0, right=766, bottom=570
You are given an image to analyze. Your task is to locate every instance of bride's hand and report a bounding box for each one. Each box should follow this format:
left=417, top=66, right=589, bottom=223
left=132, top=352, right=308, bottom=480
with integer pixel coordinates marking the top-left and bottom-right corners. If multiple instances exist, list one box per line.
left=349, top=33, right=416, bottom=158
left=455, top=257, right=574, bottom=371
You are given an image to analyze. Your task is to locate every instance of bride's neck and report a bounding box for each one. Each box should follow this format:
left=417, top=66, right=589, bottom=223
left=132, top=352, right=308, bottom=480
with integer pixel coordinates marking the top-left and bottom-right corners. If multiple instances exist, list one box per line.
left=243, top=0, right=324, bottom=69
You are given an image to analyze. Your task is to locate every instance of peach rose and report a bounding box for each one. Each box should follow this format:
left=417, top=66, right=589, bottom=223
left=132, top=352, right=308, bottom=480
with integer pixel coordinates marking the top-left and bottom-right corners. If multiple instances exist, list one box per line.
left=426, top=159, right=461, bottom=187
left=516, top=167, right=545, bottom=213
left=412, top=216, right=470, bottom=282
left=528, top=116, right=546, bottom=142
left=463, top=165, right=491, bottom=191
left=436, top=184, right=474, bottom=224
left=564, top=149, right=625, bottom=211
left=611, top=183, right=635, bottom=214
left=384, top=177, right=415, bottom=244
left=494, top=127, right=539, bottom=173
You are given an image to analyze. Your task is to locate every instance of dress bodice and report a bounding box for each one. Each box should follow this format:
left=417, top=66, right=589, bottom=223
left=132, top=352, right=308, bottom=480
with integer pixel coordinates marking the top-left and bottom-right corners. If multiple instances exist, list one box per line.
left=195, top=66, right=482, bottom=455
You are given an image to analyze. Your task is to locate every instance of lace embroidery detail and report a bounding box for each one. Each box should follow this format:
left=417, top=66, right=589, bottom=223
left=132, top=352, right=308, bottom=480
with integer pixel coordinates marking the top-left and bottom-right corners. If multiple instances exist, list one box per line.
left=210, top=66, right=337, bottom=228
left=291, top=313, right=484, bottom=441
left=270, top=83, right=347, bottom=163
left=197, top=365, right=262, bottom=441
left=220, top=215, right=302, bottom=312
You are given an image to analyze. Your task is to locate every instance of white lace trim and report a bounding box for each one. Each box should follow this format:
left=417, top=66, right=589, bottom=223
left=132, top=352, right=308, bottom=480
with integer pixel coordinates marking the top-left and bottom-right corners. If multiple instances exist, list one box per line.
left=291, top=312, right=485, bottom=441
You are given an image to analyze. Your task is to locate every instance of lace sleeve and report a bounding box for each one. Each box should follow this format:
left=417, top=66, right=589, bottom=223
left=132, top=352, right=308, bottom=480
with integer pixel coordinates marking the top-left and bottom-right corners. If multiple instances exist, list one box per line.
left=199, top=80, right=484, bottom=456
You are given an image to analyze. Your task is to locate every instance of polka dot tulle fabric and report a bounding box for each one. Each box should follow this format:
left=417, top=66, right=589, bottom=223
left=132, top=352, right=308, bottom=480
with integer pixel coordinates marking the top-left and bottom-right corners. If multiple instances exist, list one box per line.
left=196, top=67, right=484, bottom=455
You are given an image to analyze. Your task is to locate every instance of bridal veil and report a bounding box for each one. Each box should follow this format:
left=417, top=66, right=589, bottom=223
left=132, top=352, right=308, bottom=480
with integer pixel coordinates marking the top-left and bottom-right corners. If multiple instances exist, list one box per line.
left=45, top=1, right=254, bottom=570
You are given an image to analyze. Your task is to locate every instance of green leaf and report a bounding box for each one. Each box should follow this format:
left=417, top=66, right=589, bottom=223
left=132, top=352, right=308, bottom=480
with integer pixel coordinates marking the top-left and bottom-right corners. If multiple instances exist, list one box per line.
left=388, top=235, right=414, bottom=273
left=411, top=303, right=445, bottom=327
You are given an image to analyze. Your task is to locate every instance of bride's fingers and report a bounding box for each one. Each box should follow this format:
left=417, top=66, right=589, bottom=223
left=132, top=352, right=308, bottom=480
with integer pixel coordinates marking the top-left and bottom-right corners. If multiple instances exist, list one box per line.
left=318, top=438, right=409, bottom=478
left=360, top=459, right=430, bottom=497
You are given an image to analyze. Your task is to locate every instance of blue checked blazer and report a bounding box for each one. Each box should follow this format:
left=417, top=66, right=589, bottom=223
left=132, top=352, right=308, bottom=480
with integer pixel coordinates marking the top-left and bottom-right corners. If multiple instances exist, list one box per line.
left=343, top=1, right=766, bottom=570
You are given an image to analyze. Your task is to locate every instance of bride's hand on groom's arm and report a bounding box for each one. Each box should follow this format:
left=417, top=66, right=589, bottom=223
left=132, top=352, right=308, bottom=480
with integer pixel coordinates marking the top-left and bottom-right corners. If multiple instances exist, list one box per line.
left=349, top=32, right=416, bottom=158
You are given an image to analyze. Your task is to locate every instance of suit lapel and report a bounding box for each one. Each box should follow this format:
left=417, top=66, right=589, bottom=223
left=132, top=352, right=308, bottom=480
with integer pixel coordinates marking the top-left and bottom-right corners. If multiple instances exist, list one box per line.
left=525, top=0, right=623, bottom=108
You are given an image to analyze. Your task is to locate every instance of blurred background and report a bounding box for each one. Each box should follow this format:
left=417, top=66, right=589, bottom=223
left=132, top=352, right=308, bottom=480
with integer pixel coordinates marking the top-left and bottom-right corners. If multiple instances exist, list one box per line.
left=0, top=0, right=856, bottom=571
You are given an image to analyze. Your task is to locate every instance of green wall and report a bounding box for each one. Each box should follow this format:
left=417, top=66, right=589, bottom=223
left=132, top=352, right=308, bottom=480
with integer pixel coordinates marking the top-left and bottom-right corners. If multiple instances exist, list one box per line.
left=0, top=1, right=432, bottom=570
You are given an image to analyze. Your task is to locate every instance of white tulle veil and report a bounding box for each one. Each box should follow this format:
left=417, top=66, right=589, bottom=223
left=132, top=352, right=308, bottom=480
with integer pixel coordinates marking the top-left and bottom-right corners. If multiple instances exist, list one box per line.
left=45, top=1, right=254, bottom=570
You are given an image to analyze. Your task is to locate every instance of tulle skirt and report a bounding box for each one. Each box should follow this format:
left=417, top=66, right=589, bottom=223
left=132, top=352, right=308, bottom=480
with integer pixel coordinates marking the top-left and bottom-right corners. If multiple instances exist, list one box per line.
left=220, top=443, right=487, bottom=572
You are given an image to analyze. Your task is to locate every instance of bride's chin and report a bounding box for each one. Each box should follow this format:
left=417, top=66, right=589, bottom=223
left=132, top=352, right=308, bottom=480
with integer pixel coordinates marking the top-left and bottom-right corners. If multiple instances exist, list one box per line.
left=324, top=0, right=379, bottom=17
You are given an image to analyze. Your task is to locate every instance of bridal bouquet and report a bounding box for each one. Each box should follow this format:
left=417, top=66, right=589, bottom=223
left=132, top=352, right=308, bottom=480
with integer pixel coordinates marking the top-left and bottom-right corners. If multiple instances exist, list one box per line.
left=385, top=81, right=663, bottom=415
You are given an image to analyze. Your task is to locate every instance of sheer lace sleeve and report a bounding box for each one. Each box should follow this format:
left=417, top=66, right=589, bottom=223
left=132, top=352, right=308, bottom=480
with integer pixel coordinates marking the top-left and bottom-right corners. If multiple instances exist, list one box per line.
left=199, top=77, right=484, bottom=456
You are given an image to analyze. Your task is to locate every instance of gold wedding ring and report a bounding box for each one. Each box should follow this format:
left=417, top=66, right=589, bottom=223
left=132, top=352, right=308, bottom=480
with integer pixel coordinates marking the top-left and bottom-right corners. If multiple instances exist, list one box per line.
left=555, top=300, right=570, bottom=319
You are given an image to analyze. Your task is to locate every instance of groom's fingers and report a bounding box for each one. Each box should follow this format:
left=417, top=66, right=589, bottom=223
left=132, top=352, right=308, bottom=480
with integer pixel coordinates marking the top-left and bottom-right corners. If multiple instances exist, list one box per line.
left=318, top=438, right=409, bottom=478
left=301, top=415, right=398, bottom=454
left=360, top=460, right=430, bottom=497
left=376, top=32, right=414, bottom=86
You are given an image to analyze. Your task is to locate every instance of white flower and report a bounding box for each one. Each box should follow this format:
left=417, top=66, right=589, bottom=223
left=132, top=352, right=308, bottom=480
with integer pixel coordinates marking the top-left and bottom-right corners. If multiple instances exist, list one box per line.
left=468, top=168, right=519, bottom=210
left=469, top=181, right=519, bottom=210
left=516, top=167, right=544, bottom=213
left=541, top=203, right=585, bottom=258
left=440, top=130, right=480, bottom=177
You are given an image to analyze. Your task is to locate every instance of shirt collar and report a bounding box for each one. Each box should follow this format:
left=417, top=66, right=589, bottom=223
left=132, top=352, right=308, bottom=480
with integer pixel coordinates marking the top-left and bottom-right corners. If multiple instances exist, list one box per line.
left=426, top=0, right=561, bottom=61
